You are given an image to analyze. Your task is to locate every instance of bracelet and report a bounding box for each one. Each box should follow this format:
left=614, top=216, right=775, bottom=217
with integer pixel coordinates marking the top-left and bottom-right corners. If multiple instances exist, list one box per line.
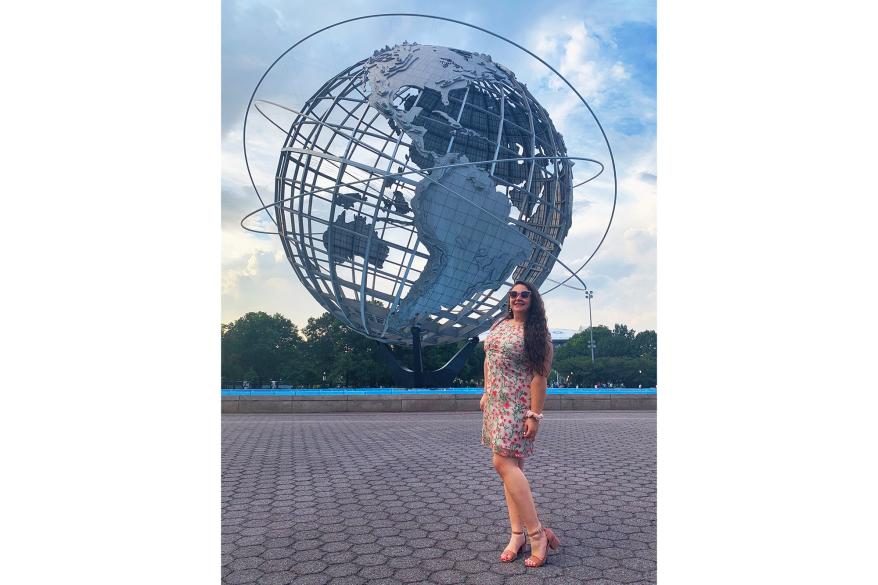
left=525, top=410, right=543, bottom=420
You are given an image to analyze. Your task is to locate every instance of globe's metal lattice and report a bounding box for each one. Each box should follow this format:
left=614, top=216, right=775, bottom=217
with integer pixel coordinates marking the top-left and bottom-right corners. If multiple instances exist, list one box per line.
left=251, top=40, right=607, bottom=347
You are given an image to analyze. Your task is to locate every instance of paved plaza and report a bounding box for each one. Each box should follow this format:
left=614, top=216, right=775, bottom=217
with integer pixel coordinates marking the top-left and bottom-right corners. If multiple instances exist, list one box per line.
left=222, top=411, right=656, bottom=585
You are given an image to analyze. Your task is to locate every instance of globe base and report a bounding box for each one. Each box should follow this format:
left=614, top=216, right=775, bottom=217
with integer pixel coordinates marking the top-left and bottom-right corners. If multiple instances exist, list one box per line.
left=376, top=328, right=480, bottom=388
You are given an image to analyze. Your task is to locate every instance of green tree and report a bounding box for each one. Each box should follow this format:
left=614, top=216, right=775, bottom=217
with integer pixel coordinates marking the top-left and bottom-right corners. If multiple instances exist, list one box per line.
left=552, top=323, right=657, bottom=387
left=457, top=341, right=486, bottom=386
left=222, top=310, right=656, bottom=389
left=634, top=330, right=657, bottom=357
left=221, top=312, right=304, bottom=386
left=302, top=312, right=393, bottom=387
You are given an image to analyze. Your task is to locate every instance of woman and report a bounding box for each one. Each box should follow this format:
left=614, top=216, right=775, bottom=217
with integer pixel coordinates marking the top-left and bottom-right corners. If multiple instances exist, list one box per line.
left=480, top=280, right=560, bottom=568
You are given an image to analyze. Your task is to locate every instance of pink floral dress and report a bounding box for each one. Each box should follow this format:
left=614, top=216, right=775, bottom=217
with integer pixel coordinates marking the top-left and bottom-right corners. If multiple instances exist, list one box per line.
left=481, top=318, right=539, bottom=459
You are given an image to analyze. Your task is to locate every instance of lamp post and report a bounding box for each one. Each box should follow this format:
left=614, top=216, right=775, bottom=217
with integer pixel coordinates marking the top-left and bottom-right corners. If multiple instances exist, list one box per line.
left=586, top=290, right=595, bottom=363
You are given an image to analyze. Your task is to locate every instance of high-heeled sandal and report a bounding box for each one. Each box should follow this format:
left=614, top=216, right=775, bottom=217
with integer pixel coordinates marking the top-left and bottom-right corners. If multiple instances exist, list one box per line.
left=524, top=526, right=560, bottom=568
left=499, top=530, right=526, bottom=562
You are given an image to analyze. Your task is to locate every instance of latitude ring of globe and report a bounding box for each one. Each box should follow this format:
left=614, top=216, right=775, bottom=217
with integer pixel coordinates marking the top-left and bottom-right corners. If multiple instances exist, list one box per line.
left=243, top=39, right=614, bottom=347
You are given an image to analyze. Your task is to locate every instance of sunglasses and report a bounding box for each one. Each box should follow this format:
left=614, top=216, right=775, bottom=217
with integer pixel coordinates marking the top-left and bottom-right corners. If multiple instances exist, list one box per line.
left=508, top=290, right=531, bottom=299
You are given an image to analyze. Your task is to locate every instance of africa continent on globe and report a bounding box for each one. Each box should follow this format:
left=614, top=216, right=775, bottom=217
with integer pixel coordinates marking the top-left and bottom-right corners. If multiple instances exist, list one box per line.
left=273, top=42, right=575, bottom=345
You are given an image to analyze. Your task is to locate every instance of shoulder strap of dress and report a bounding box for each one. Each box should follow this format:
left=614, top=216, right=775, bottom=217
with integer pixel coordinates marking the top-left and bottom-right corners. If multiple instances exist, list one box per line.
left=489, top=318, right=506, bottom=332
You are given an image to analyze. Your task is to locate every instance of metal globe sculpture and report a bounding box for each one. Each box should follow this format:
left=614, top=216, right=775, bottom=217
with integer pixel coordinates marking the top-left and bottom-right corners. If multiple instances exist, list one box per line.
left=267, top=42, right=581, bottom=346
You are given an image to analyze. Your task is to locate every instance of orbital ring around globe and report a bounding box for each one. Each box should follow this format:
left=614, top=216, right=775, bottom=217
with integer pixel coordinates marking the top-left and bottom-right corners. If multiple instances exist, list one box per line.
left=242, top=13, right=618, bottom=346
left=241, top=152, right=603, bottom=302
left=251, top=99, right=608, bottom=198
left=243, top=13, right=618, bottom=294
left=251, top=99, right=607, bottom=196
left=245, top=100, right=608, bottom=253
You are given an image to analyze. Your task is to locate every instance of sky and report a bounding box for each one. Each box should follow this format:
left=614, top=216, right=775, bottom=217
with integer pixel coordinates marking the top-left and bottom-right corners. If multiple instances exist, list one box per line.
left=221, top=0, right=657, bottom=334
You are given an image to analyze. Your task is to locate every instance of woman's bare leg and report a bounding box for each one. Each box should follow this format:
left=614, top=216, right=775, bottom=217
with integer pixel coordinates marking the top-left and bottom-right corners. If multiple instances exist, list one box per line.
left=500, top=481, right=526, bottom=559
left=493, top=454, right=547, bottom=562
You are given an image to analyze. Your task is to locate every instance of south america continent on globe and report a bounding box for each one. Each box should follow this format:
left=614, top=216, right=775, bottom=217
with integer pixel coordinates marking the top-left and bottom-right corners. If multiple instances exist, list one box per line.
left=386, top=152, right=532, bottom=332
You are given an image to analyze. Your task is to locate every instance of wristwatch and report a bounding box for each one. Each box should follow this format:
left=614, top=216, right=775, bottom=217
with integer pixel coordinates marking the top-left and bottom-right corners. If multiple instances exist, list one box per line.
left=525, top=410, right=544, bottom=420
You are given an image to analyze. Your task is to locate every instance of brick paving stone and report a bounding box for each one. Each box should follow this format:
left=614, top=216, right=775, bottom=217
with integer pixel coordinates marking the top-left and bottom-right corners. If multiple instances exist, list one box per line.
left=323, top=551, right=358, bottom=564
left=465, top=574, right=507, bottom=585
left=421, top=557, right=457, bottom=572
left=454, top=559, right=491, bottom=574
left=620, top=558, right=656, bottom=573
left=413, top=547, right=445, bottom=560
left=387, top=556, right=420, bottom=570
left=225, top=568, right=263, bottom=584
left=358, top=565, right=395, bottom=579
left=432, top=569, right=467, bottom=584
left=501, top=575, right=544, bottom=585
left=492, top=562, right=527, bottom=576
left=289, top=575, right=330, bottom=585
left=256, top=573, right=294, bottom=585
left=291, top=560, right=327, bottom=575
left=393, top=567, right=432, bottom=582
left=544, top=577, right=595, bottom=585
left=325, top=563, right=361, bottom=578
left=262, top=547, right=292, bottom=560
left=291, top=549, right=323, bottom=563
left=354, top=554, right=390, bottom=567
left=599, top=547, right=635, bottom=560
left=223, top=411, right=655, bottom=584
left=603, top=567, right=644, bottom=583
left=383, top=546, right=414, bottom=558
left=327, top=577, right=366, bottom=585
left=584, top=555, right=618, bottom=571
left=260, top=559, right=295, bottom=573
left=233, top=545, right=267, bottom=559
left=351, top=543, right=384, bottom=556
left=446, top=548, right=479, bottom=562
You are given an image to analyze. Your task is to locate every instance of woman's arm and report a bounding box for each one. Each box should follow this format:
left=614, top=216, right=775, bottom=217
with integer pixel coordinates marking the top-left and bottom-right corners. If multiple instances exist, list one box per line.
left=524, top=343, right=553, bottom=438
left=480, top=354, right=489, bottom=411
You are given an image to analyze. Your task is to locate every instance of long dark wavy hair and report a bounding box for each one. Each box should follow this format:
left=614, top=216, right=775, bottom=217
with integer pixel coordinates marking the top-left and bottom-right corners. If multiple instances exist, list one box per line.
left=502, top=280, right=551, bottom=377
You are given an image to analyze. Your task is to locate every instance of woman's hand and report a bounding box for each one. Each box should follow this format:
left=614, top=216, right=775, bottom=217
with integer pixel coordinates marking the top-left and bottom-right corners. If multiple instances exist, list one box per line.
left=523, top=417, right=539, bottom=439
left=479, top=393, right=488, bottom=411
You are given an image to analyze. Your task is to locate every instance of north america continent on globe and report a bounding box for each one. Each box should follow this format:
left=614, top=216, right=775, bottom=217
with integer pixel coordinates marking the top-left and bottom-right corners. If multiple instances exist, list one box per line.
left=364, top=43, right=545, bottom=333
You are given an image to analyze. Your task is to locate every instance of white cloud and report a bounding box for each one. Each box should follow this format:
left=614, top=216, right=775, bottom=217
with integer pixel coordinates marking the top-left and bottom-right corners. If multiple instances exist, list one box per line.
left=528, top=19, right=615, bottom=107
left=221, top=2, right=656, bottom=332
left=610, top=61, right=629, bottom=80
left=541, top=139, right=656, bottom=330
left=221, top=229, right=277, bottom=297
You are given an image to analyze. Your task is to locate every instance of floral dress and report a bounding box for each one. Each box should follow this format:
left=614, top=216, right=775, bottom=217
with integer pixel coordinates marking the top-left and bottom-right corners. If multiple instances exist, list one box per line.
left=481, top=318, right=540, bottom=458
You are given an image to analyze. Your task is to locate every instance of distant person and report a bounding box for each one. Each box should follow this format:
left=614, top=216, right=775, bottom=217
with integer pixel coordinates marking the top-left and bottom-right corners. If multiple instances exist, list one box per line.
left=479, top=281, right=560, bottom=568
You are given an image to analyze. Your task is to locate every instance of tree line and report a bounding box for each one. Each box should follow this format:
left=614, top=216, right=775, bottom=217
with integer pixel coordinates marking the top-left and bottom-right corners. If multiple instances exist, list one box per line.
left=221, top=311, right=657, bottom=389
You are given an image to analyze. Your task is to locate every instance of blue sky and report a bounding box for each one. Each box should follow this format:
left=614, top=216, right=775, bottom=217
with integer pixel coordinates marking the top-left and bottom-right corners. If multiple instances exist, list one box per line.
left=221, top=0, right=657, bottom=333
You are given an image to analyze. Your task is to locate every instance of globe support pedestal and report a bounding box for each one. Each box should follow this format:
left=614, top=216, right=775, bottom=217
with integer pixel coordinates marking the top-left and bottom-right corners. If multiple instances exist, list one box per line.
left=377, top=326, right=479, bottom=388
